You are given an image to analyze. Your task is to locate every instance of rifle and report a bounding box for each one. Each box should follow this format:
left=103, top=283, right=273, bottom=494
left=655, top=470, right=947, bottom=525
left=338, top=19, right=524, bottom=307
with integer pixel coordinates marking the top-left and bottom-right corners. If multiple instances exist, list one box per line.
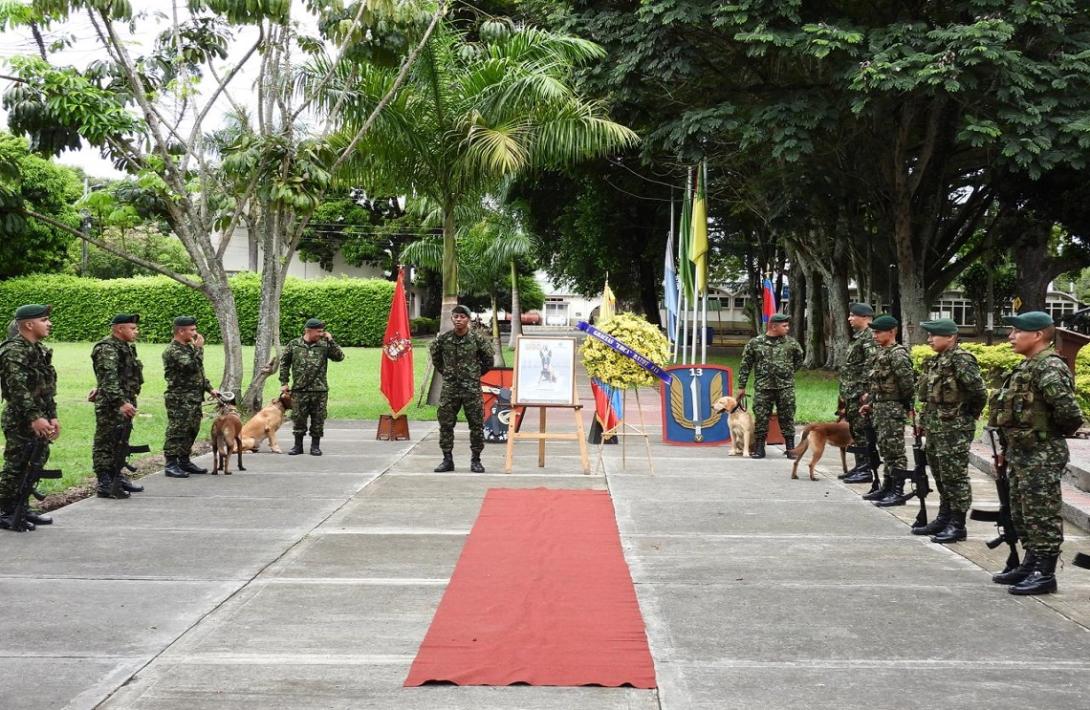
left=887, top=413, right=931, bottom=527
left=970, top=427, right=1020, bottom=573
left=860, top=423, right=881, bottom=493
left=1074, top=552, right=1090, bottom=570
left=108, top=417, right=150, bottom=497
left=1, top=438, right=62, bottom=532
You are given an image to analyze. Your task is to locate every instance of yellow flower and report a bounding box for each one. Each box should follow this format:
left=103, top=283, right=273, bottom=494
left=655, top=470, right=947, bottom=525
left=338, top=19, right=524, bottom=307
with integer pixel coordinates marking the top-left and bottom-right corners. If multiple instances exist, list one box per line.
left=582, top=312, right=670, bottom=389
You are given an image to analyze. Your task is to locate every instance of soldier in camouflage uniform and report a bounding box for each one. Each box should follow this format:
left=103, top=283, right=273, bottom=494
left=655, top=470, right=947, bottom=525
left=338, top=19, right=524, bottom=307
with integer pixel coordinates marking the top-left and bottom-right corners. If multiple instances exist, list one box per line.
left=91, top=314, right=145, bottom=499
left=735, top=313, right=805, bottom=459
left=0, top=304, right=58, bottom=530
left=429, top=304, right=493, bottom=472
left=280, top=318, right=345, bottom=456
left=989, top=311, right=1083, bottom=595
left=913, top=318, right=987, bottom=543
left=839, top=303, right=878, bottom=483
left=163, top=316, right=219, bottom=478
left=859, top=315, right=915, bottom=505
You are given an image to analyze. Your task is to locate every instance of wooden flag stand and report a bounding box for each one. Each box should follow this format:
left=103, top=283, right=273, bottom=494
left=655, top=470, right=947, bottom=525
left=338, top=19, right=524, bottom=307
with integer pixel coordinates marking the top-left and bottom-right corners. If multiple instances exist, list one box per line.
left=376, top=414, right=410, bottom=441
left=595, top=387, right=654, bottom=475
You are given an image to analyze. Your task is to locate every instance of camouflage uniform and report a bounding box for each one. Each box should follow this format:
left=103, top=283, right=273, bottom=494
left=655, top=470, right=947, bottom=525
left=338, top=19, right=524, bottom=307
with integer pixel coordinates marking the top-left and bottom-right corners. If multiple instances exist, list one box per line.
left=430, top=330, right=493, bottom=454
left=736, top=333, right=804, bottom=441
left=162, top=340, right=213, bottom=458
left=0, top=335, right=57, bottom=507
left=991, top=349, right=1083, bottom=556
left=839, top=327, right=878, bottom=447
left=92, top=336, right=143, bottom=482
left=917, top=345, right=986, bottom=513
left=866, top=342, right=915, bottom=470
left=279, top=337, right=345, bottom=438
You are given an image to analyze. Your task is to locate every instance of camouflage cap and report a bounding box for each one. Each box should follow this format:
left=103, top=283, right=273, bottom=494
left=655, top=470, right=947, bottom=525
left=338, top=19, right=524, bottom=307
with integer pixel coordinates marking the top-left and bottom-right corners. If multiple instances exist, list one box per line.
left=1004, top=311, right=1053, bottom=331
left=14, top=304, right=51, bottom=320
left=921, top=318, right=958, bottom=336
left=451, top=305, right=472, bottom=317
left=173, top=315, right=197, bottom=327
left=111, top=313, right=140, bottom=325
left=304, top=318, right=324, bottom=329
left=768, top=313, right=790, bottom=323
left=849, top=303, right=874, bottom=317
left=871, top=314, right=899, bottom=331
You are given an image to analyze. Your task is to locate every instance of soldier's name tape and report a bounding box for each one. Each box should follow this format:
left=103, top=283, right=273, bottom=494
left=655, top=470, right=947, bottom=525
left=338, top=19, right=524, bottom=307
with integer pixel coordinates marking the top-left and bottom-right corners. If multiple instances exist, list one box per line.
left=576, top=321, right=672, bottom=384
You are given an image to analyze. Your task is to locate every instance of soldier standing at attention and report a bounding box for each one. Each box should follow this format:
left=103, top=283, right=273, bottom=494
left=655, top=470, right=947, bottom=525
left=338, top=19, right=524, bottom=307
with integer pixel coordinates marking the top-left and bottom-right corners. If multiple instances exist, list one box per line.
left=839, top=303, right=878, bottom=483
left=91, top=314, right=145, bottom=498
left=735, top=313, right=804, bottom=459
left=859, top=315, right=915, bottom=504
left=280, top=318, right=344, bottom=456
left=430, top=305, right=493, bottom=473
left=0, top=304, right=58, bottom=530
left=163, top=316, right=218, bottom=478
left=913, top=318, right=987, bottom=543
left=990, top=311, right=1083, bottom=595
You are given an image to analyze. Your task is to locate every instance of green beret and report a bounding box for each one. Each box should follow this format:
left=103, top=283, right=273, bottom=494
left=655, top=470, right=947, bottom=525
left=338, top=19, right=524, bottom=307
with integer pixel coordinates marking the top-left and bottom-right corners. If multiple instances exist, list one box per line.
left=111, top=313, right=140, bottom=325
left=305, top=318, right=324, bottom=329
left=173, top=315, right=197, bottom=327
left=768, top=313, right=790, bottom=324
left=1004, top=311, right=1053, bottom=331
left=849, top=303, right=874, bottom=317
left=14, top=304, right=50, bottom=320
left=921, top=318, right=958, bottom=336
left=452, top=305, right=472, bottom=317
left=871, top=314, right=899, bottom=331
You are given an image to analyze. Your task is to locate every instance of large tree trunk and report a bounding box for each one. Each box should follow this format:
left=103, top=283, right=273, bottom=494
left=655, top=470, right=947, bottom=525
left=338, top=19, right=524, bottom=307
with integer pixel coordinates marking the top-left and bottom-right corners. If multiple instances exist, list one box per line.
left=825, top=238, right=852, bottom=368
left=892, top=205, right=929, bottom=344
left=1013, top=222, right=1064, bottom=313
left=801, top=263, right=826, bottom=369
left=241, top=214, right=285, bottom=413
left=203, top=274, right=244, bottom=394
left=491, top=291, right=506, bottom=367
left=790, top=260, right=806, bottom=347
left=428, top=200, right=460, bottom=405
left=638, top=254, right=662, bottom=325
left=507, top=259, right=523, bottom=347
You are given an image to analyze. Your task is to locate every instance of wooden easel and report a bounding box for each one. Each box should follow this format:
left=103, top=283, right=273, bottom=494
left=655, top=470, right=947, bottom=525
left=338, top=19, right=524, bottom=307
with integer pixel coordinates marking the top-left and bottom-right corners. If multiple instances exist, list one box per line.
left=595, top=387, right=654, bottom=475
left=504, top=404, right=590, bottom=474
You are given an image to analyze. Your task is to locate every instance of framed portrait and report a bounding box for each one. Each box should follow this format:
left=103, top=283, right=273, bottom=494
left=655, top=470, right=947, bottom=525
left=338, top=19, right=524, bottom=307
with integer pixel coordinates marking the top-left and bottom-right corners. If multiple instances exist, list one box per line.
left=512, top=336, right=578, bottom=407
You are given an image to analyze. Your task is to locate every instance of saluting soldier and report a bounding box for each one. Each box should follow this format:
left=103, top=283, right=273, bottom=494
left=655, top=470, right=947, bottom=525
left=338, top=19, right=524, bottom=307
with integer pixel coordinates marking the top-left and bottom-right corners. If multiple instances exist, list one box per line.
left=859, top=315, right=915, bottom=504
left=280, top=317, right=345, bottom=456
left=913, top=318, right=987, bottom=543
left=735, top=312, right=805, bottom=459
left=839, top=303, right=878, bottom=483
left=163, top=316, right=218, bottom=478
left=91, top=314, right=145, bottom=498
left=989, top=311, right=1083, bottom=595
left=430, top=305, right=493, bottom=473
left=0, top=304, right=58, bottom=530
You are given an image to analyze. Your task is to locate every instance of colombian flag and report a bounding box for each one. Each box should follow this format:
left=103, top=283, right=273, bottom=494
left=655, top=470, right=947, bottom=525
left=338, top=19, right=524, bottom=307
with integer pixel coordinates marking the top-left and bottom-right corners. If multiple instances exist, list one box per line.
left=761, top=277, right=778, bottom=324
left=591, top=378, right=623, bottom=433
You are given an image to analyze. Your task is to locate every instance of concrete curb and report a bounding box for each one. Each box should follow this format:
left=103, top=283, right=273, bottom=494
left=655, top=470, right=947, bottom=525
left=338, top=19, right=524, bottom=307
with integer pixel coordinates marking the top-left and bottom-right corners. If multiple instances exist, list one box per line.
left=968, top=447, right=1090, bottom=534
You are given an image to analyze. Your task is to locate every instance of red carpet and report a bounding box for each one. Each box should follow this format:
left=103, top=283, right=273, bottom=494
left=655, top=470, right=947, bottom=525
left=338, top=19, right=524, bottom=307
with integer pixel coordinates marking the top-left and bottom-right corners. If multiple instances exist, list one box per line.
left=404, top=488, right=656, bottom=688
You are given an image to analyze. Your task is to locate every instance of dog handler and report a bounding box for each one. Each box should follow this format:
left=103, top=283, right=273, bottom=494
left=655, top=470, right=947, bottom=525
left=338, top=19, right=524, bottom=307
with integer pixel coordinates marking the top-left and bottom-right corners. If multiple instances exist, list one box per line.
left=91, top=313, right=145, bottom=498
left=839, top=303, right=878, bottom=483
left=280, top=318, right=345, bottom=457
left=735, top=312, right=804, bottom=458
left=163, top=316, right=219, bottom=478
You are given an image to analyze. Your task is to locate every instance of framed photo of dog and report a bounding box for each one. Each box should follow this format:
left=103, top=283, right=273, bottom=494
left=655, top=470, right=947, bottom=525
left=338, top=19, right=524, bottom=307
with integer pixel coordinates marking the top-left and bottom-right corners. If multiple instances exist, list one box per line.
left=511, top=336, right=578, bottom=407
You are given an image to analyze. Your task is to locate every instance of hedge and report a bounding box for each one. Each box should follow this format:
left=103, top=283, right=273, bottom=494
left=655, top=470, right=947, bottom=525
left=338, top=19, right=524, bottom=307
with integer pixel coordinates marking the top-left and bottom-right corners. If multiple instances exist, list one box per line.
left=0, top=273, right=396, bottom=346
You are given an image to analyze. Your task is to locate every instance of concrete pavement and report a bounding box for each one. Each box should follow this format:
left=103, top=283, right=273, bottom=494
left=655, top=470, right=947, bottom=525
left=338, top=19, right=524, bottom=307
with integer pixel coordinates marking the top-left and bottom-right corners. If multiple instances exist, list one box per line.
left=2, top=406, right=1090, bottom=708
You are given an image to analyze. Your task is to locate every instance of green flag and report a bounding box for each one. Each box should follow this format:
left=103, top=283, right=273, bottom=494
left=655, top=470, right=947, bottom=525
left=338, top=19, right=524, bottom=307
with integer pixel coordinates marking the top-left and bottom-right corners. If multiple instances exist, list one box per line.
left=677, top=172, right=694, bottom=302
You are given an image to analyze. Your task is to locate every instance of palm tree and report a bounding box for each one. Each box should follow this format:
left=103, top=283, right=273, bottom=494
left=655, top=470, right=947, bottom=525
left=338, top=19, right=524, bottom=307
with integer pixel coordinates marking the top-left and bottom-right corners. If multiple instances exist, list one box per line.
left=329, top=19, right=638, bottom=328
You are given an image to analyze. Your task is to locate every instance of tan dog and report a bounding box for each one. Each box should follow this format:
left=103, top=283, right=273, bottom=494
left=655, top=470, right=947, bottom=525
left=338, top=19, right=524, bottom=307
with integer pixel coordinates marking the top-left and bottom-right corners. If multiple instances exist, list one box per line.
left=238, top=393, right=293, bottom=454
left=210, top=398, right=246, bottom=475
left=711, top=396, right=755, bottom=457
left=789, top=421, right=853, bottom=480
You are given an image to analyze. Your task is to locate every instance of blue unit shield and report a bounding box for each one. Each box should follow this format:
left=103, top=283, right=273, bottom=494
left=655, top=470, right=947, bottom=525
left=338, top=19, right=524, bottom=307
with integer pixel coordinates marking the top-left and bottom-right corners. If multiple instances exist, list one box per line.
left=659, top=365, right=733, bottom=446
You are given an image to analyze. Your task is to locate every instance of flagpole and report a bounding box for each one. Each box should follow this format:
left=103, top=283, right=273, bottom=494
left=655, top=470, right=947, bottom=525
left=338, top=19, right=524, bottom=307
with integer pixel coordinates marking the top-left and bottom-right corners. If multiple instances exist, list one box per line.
left=701, top=161, right=709, bottom=365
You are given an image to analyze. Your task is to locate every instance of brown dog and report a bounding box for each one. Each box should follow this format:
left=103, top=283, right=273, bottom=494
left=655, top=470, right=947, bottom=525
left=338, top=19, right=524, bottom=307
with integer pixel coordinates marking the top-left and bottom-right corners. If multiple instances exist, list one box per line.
left=238, top=393, right=292, bottom=453
left=789, top=421, right=853, bottom=480
left=210, top=398, right=246, bottom=475
left=711, top=396, right=755, bottom=457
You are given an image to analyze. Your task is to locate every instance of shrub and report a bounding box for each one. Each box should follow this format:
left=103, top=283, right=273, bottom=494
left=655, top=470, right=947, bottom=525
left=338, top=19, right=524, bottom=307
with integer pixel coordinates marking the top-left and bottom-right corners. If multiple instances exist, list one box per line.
left=0, top=273, right=395, bottom=346
left=410, top=316, right=439, bottom=335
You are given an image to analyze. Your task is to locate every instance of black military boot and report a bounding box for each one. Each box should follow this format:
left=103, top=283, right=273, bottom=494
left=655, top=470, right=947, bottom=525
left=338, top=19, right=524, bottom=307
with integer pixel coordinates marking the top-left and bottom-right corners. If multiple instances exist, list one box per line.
left=164, top=456, right=189, bottom=478
left=97, top=472, right=130, bottom=499
left=783, top=435, right=796, bottom=459
left=843, top=464, right=875, bottom=484
left=470, top=454, right=485, bottom=473
left=993, top=549, right=1035, bottom=585
left=1009, top=553, right=1059, bottom=595
left=179, top=456, right=208, bottom=474
left=839, top=453, right=868, bottom=480
left=875, top=476, right=907, bottom=507
left=25, top=510, right=53, bottom=525
left=310, top=437, right=323, bottom=456
left=120, top=474, right=143, bottom=493
left=930, top=510, right=967, bottom=544
left=862, top=472, right=892, bottom=501
left=912, top=497, right=950, bottom=535
left=288, top=434, right=305, bottom=456
left=750, top=438, right=766, bottom=459
left=434, top=452, right=455, bottom=472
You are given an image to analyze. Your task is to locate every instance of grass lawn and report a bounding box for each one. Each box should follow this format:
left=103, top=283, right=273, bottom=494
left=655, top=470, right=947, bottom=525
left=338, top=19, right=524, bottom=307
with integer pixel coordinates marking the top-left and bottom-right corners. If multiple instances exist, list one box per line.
left=2, top=340, right=834, bottom=495
left=704, top=352, right=841, bottom=424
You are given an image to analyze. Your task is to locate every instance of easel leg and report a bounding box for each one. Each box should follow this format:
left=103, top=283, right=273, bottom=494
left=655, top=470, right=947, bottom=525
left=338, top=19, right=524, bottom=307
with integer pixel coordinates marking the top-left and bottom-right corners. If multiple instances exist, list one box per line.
left=538, top=407, right=547, bottom=468
left=622, top=389, right=628, bottom=470
left=636, top=387, right=654, bottom=475
left=504, top=416, right=515, bottom=474
left=574, top=406, right=590, bottom=475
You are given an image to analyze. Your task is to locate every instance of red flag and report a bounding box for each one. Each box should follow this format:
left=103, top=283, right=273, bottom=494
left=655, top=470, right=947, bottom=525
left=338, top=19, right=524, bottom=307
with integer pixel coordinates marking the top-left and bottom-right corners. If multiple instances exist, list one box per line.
left=380, top=267, right=414, bottom=415
left=761, top=277, right=778, bottom=323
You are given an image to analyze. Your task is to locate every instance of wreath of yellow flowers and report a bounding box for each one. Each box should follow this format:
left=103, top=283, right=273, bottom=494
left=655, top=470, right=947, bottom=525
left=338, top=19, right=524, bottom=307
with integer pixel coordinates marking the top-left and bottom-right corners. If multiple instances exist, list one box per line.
left=581, top=312, right=670, bottom=389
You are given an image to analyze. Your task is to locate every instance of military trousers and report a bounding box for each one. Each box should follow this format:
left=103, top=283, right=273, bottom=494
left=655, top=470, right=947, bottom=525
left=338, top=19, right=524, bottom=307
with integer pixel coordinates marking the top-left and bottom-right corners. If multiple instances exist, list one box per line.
left=437, top=389, right=485, bottom=455
left=163, top=392, right=203, bottom=458
left=872, top=400, right=908, bottom=470
left=753, top=387, right=795, bottom=441
left=93, top=401, right=130, bottom=478
left=923, top=417, right=974, bottom=513
left=843, top=395, right=869, bottom=448
left=0, top=408, right=51, bottom=505
left=1007, top=437, right=1066, bottom=555
left=291, top=391, right=329, bottom=438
